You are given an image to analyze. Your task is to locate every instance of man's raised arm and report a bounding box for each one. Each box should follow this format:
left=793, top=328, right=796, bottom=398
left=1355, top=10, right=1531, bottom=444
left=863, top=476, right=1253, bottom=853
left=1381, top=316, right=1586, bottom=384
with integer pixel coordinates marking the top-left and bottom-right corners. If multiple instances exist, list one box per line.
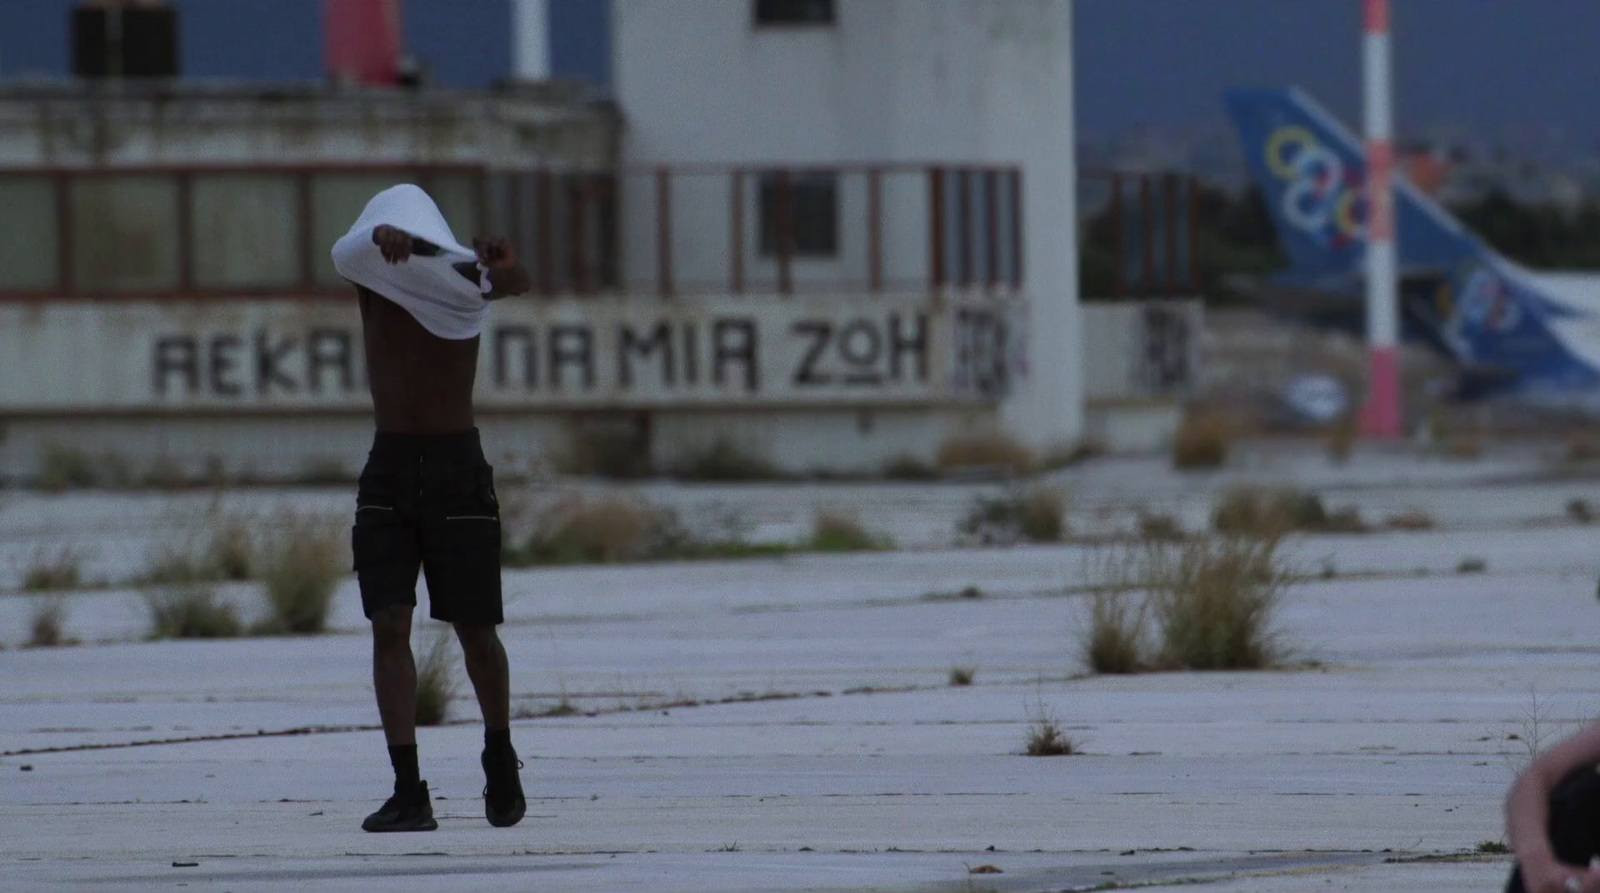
left=470, top=237, right=531, bottom=299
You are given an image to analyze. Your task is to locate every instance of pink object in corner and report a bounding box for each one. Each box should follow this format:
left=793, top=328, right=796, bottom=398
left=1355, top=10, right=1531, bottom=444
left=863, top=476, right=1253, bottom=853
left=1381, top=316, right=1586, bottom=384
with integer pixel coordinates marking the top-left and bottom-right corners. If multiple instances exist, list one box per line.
left=323, top=0, right=403, bottom=86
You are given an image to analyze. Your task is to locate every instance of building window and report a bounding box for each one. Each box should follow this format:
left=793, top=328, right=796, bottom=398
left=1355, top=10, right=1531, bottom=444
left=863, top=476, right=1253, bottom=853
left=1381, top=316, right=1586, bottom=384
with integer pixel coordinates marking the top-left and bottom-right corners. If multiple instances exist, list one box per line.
left=759, top=173, right=838, bottom=258
left=754, top=0, right=835, bottom=26
left=190, top=175, right=302, bottom=289
left=0, top=178, right=60, bottom=291
left=426, top=174, right=484, bottom=245
left=310, top=174, right=407, bottom=287
left=71, top=176, right=181, bottom=292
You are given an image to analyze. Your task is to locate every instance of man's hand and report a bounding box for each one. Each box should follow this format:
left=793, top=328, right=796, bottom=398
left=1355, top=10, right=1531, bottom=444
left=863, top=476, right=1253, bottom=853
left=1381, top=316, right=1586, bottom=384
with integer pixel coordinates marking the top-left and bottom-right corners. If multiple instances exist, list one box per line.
left=473, top=237, right=518, bottom=269
left=372, top=225, right=414, bottom=264
left=1520, top=854, right=1600, bottom=893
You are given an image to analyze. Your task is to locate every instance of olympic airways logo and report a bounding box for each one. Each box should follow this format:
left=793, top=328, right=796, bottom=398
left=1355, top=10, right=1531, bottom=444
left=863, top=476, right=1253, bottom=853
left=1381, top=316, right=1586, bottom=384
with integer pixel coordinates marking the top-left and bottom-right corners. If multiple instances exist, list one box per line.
left=1439, top=263, right=1522, bottom=338
left=1264, top=126, right=1367, bottom=247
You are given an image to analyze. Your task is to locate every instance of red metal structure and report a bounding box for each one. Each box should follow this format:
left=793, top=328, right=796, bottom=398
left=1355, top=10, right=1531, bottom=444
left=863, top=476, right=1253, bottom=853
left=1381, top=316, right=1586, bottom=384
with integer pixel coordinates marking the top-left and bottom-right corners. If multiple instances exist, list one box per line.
left=323, top=0, right=403, bottom=86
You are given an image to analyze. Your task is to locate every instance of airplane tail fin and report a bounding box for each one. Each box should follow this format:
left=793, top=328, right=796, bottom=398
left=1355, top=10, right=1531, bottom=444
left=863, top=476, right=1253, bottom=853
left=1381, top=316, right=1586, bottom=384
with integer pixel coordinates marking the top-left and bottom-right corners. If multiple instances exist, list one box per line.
left=1223, top=87, right=1484, bottom=286
left=1225, top=87, right=1598, bottom=394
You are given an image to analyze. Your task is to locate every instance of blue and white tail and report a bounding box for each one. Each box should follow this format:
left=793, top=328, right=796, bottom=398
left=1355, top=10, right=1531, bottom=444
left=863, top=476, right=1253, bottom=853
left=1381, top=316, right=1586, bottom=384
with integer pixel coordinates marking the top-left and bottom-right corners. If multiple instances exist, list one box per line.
left=1224, top=87, right=1600, bottom=394
left=1224, top=87, right=1491, bottom=285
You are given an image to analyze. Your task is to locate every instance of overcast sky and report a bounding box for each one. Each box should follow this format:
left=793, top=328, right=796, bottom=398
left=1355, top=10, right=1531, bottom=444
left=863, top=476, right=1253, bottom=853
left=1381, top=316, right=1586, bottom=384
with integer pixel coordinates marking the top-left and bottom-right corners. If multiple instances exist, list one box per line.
left=1075, top=0, right=1600, bottom=144
left=4, top=0, right=1598, bottom=148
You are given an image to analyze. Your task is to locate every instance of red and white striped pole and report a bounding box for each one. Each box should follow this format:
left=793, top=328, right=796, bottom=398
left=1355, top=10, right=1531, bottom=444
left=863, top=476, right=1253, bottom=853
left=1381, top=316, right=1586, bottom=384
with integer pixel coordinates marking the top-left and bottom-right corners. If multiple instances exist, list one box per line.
left=1362, top=0, right=1403, bottom=439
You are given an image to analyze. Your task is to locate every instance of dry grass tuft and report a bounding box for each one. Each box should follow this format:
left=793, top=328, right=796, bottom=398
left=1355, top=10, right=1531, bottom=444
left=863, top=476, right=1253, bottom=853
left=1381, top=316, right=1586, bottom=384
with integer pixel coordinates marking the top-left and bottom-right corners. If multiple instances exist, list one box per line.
left=295, top=458, right=351, bottom=486
left=21, top=546, right=83, bottom=592
left=1325, top=419, right=1358, bottom=465
left=960, top=485, right=1066, bottom=545
left=558, top=420, right=654, bottom=479
left=414, top=628, right=457, bottom=727
left=28, top=599, right=67, bottom=647
left=1085, top=591, right=1148, bottom=675
left=936, top=432, right=1034, bottom=477
left=508, top=493, right=797, bottom=565
left=948, top=666, right=976, bottom=686
left=1023, top=715, right=1076, bottom=756
left=519, top=495, right=661, bottom=564
left=1080, top=548, right=1149, bottom=674
left=673, top=439, right=783, bottom=482
left=1567, top=499, right=1595, bottom=525
left=1384, top=510, right=1436, bottom=532
left=1441, top=434, right=1484, bottom=461
left=1567, top=431, right=1600, bottom=463
left=37, top=446, right=99, bottom=491
left=143, top=512, right=257, bottom=585
left=1137, top=512, right=1185, bottom=543
left=882, top=454, right=939, bottom=481
left=1037, top=442, right=1102, bottom=471
left=254, top=515, right=345, bottom=635
left=145, top=588, right=242, bottom=639
left=810, top=510, right=891, bottom=552
left=1145, top=535, right=1289, bottom=670
left=1212, top=485, right=1365, bottom=537
left=1172, top=410, right=1234, bottom=471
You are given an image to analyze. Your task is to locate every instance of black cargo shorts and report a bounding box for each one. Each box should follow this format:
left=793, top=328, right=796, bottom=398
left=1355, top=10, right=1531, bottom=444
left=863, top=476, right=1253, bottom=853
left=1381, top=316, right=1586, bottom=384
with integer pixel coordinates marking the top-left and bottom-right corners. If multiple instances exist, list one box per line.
left=351, top=429, right=503, bottom=625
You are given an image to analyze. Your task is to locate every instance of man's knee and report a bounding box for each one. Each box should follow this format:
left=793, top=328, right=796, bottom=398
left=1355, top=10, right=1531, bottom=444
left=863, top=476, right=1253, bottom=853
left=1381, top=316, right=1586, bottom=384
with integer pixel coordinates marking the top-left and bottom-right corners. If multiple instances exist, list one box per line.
left=370, top=606, right=412, bottom=650
left=453, top=622, right=500, bottom=656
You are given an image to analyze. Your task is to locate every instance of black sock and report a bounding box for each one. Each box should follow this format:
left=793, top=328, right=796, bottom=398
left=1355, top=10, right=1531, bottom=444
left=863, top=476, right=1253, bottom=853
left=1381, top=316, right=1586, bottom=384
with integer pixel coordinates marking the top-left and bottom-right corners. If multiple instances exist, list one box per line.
left=388, top=744, right=420, bottom=789
left=485, top=727, right=512, bottom=752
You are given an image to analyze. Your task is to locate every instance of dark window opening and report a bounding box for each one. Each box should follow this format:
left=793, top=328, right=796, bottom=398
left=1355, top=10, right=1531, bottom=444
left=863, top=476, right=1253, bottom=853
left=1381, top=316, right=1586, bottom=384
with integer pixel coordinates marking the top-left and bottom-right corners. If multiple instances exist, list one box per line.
left=754, top=0, right=835, bottom=26
left=759, top=173, right=838, bottom=258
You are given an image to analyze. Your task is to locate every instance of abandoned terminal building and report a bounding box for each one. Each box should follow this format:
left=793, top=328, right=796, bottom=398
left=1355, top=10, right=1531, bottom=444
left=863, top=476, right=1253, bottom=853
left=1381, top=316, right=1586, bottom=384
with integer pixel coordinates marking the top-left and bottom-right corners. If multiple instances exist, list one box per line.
left=0, top=0, right=1192, bottom=483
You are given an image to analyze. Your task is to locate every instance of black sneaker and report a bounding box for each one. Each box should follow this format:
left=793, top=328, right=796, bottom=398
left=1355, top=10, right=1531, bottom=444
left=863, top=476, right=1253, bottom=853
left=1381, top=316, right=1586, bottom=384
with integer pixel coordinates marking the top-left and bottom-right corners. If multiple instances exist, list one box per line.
left=482, top=745, right=526, bottom=828
left=361, top=780, right=438, bottom=832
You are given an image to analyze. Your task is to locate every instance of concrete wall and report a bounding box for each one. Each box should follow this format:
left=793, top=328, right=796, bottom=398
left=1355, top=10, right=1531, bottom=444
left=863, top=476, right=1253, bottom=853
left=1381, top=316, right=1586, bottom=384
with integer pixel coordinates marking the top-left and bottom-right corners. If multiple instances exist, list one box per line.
left=611, top=0, right=1081, bottom=449
left=617, top=167, right=935, bottom=295
left=1081, top=300, right=1202, bottom=403
left=0, top=84, right=615, bottom=168
left=0, top=293, right=1018, bottom=482
left=0, top=405, right=1001, bottom=484
left=1080, top=299, right=1204, bottom=453
left=0, top=296, right=1014, bottom=411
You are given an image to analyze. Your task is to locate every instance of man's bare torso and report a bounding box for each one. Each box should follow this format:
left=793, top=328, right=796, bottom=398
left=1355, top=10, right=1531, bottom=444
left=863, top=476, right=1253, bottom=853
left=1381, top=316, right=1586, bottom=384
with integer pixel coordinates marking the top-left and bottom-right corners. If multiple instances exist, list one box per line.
left=350, top=224, right=529, bottom=433
left=358, top=285, right=479, bottom=434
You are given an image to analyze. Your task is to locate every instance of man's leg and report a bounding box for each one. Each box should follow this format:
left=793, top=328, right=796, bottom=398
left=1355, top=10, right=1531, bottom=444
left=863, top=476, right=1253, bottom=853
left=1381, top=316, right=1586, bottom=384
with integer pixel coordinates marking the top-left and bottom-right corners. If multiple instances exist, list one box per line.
left=361, top=604, right=436, bottom=832
left=454, top=622, right=509, bottom=730
left=373, top=605, right=418, bottom=745
left=455, top=621, right=524, bottom=828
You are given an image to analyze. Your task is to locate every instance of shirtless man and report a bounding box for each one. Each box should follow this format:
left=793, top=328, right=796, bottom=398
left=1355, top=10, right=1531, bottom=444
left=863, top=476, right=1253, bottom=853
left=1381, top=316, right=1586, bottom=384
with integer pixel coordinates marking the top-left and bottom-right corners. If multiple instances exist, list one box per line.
left=1507, top=720, right=1600, bottom=892
left=331, top=184, right=531, bottom=832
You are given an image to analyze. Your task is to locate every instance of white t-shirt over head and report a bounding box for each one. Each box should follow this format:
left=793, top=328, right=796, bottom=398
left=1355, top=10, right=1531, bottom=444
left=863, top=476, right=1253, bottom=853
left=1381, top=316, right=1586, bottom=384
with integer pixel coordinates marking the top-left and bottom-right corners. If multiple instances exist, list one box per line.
left=330, top=184, right=490, bottom=340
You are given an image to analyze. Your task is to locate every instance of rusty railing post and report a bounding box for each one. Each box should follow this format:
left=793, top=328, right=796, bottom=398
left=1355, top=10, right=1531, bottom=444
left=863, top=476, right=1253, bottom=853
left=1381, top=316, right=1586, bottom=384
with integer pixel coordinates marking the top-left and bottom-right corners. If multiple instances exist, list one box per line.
left=958, top=168, right=973, bottom=289
left=537, top=170, right=555, bottom=296
left=929, top=166, right=945, bottom=291
left=868, top=168, right=883, bottom=294
left=730, top=170, right=744, bottom=295
left=1140, top=175, right=1154, bottom=299
left=656, top=167, right=672, bottom=297
left=776, top=169, right=794, bottom=296
left=1110, top=173, right=1125, bottom=299
left=1011, top=168, right=1024, bottom=289
left=984, top=169, right=999, bottom=291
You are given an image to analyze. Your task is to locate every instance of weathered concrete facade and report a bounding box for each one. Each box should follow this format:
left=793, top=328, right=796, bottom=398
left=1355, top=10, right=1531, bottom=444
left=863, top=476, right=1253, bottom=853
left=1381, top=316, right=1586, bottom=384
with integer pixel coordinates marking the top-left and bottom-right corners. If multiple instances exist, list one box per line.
left=0, top=82, right=615, bottom=168
left=0, top=81, right=1035, bottom=483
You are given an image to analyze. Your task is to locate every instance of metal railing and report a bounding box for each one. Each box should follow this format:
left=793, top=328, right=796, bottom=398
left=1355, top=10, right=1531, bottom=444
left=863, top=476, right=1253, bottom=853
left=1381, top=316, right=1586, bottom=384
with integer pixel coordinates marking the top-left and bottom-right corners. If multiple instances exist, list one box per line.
left=1079, top=171, right=1200, bottom=299
left=0, top=161, right=1027, bottom=300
